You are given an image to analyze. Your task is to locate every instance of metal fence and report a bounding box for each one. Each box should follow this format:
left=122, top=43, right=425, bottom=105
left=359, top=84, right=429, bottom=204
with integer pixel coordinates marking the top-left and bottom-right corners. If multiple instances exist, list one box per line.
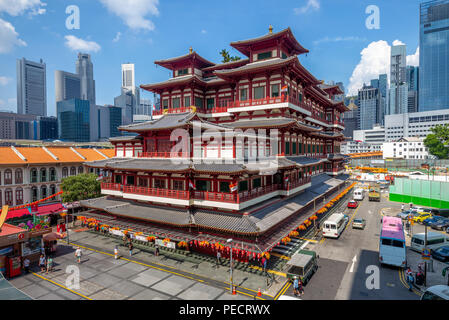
left=350, top=158, right=449, bottom=170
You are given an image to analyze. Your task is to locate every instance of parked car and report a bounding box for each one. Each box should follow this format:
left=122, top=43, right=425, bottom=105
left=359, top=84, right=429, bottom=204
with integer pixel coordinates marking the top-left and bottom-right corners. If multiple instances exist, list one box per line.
left=430, top=218, right=449, bottom=231
left=413, top=212, right=433, bottom=224
left=423, top=215, right=445, bottom=227
left=397, top=210, right=414, bottom=220
left=352, top=218, right=366, bottom=230
left=446, top=227, right=449, bottom=234
left=347, top=200, right=358, bottom=209
left=431, top=246, right=449, bottom=262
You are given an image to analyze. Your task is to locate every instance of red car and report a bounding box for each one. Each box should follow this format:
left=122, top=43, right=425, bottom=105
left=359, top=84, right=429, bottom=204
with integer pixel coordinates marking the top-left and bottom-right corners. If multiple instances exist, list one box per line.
left=347, top=200, right=358, bottom=209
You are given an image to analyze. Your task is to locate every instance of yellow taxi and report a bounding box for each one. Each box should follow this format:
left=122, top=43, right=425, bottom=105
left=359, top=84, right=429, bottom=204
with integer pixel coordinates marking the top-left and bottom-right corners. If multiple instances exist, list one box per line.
left=413, top=212, right=433, bottom=224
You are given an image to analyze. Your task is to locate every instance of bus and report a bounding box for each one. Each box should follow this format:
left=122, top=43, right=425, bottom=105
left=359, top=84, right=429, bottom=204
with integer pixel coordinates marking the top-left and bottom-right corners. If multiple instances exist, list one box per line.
left=322, top=213, right=347, bottom=238
left=379, top=216, right=407, bottom=268
left=353, top=188, right=364, bottom=201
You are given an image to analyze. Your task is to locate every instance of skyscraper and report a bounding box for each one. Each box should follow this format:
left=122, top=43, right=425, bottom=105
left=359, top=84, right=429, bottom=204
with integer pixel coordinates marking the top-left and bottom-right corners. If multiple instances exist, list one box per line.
left=54, top=70, right=81, bottom=103
left=114, top=63, right=141, bottom=124
left=358, top=85, right=381, bottom=130
left=406, top=66, right=419, bottom=113
left=17, top=58, right=47, bottom=116
left=419, top=0, right=449, bottom=111
left=76, top=53, right=96, bottom=107
left=370, top=74, right=387, bottom=125
left=57, top=98, right=90, bottom=142
left=389, top=44, right=408, bottom=115
left=122, top=63, right=136, bottom=94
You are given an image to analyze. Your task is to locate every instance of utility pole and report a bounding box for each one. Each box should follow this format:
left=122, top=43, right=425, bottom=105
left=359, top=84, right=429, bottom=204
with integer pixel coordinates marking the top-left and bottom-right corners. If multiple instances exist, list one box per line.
left=424, top=224, right=427, bottom=287
left=227, top=238, right=233, bottom=294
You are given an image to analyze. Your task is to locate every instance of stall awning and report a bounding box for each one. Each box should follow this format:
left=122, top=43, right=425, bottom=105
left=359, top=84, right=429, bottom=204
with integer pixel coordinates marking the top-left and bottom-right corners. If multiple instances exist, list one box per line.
left=6, top=203, right=64, bottom=220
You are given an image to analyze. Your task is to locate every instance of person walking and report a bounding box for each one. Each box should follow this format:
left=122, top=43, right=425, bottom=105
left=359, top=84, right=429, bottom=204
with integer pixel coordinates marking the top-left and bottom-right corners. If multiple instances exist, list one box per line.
left=262, top=257, right=267, bottom=274
left=155, top=245, right=159, bottom=257
left=75, top=247, right=82, bottom=264
left=46, top=256, right=53, bottom=274
left=216, top=251, right=221, bottom=267
left=23, top=257, right=30, bottom=274
left=401, top=204, right=405, bottom=212
left=128, top=241, right=133, bottom=256
left=39, top=254, right=46, bottom=273
left=406, top=272, right=415, bottom=291
left=293, top=276, right=299, bottom=296
left=297, top=278, right=304, bottom=296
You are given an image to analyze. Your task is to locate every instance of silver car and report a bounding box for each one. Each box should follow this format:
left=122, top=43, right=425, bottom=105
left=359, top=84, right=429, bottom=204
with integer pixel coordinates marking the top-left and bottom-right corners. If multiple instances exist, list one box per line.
left=352, top=218, right=366, bottom=230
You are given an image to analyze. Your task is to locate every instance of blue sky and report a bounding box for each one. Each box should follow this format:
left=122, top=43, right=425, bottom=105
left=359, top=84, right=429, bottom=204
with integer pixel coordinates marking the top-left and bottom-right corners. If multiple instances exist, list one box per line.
left=0, top=0, right=423, bottom=116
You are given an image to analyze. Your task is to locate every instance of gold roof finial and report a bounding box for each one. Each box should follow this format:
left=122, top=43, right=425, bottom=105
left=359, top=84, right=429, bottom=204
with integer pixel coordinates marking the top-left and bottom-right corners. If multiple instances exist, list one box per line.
left=269, top=25, right=273, bottom=34
left=189, top=46, right=193, bottom=54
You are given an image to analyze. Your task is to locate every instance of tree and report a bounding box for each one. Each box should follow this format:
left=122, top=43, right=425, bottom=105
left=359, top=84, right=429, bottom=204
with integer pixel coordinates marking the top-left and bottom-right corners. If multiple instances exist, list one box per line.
left=219, top=49, right=241, bottom=63
left=424, top=124, right=449, bottom=159
left=61, top=173, right=101, bottom=203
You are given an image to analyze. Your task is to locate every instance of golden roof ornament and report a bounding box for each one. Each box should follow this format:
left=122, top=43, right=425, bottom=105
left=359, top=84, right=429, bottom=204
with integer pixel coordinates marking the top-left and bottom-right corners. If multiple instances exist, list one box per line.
left=189, top=46, right=193, bottom=54
left=269, top=25, right=273, bottom=34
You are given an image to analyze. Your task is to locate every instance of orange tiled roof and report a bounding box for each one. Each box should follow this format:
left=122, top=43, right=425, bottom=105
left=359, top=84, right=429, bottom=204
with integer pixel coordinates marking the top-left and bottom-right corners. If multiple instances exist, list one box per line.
left=99, top=148, right=115, bottom=158
left=46, top=147, right=84, bottom=162
left=74, top=148, right=111, bottom=161
left=15, top=147, right=55, bottom=164
left=349, top=151, right=383, bottom=158
left=0, top=146, right=114, bottom=166
left=0, top=147, right=24, bottom=164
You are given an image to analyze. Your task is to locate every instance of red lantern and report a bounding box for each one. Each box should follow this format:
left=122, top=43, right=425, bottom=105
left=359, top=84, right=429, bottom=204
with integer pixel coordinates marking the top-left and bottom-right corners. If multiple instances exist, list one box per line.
left=252, top=252, right=256, bottom=259
left=257, top=253, right=261, bottom=259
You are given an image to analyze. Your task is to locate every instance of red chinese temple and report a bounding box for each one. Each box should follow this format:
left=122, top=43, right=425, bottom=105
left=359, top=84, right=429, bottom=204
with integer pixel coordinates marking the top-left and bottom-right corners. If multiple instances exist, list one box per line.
left=81, top=27, right=349, bottom=260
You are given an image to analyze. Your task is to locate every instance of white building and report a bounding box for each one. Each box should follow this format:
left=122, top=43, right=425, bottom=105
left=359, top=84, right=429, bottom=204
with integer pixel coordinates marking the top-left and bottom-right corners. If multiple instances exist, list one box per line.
left=385, top=109, right=449, bottom=141
left=353, top=125, right=385, bottom=144
left=382, top=137, right=431, bottom=160
left=341, top=140, right=383, bottom=154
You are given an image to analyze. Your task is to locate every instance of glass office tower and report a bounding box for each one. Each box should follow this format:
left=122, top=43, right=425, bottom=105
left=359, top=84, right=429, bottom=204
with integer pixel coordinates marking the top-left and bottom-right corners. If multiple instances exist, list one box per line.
left=419, top=0, right=449, bottom=111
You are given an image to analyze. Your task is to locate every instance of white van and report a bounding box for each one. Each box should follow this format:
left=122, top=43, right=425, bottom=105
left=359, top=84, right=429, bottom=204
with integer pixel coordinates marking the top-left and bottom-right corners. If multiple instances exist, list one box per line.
left=322, top=213, right=347, bottom=238
left=410, top=232, right=449, bottom=252
left=353, top=188, right=364, bottom=201
left=421, top=285, right=449, bottom=300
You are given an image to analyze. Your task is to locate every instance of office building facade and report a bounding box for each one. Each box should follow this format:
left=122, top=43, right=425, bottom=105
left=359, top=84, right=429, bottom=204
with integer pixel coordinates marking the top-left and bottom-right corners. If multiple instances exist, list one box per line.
left=57, top=99, right=90, bottom=142
left=76, top=53, right=96, bottom=107
left=54, top=70, right=81, bottom=103
left=16, top=58, right=47, bottom=116
left=389, top=45, right=408, bottom=115
left=406, top=66, right=419, bottom=113
left=419, top=0, right=449, bottom=111
left=358, top=85, right=381, bottom=130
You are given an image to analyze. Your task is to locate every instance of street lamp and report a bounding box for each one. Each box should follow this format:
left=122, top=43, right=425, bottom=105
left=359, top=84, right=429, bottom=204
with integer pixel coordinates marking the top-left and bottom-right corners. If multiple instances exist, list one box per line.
left=227, top=238, right=233, bottom=294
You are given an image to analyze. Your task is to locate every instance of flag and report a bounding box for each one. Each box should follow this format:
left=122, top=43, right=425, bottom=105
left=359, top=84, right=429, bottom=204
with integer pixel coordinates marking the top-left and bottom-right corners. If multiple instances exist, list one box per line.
left=229, top=182, right=238, bottom=193
left=189, top=180, right=196, bottom=190
left=284, top=176, right=289, bottom=183
left=281, top=85, right=288, bottom=93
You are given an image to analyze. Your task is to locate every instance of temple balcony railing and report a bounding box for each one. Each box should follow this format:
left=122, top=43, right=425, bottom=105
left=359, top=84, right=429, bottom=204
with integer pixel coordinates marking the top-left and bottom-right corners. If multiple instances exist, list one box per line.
left=226, top=95, right=312, bottom=115
left=137, top=152, right=189, bottom=158
left=101, top=178, right=312, bottom=205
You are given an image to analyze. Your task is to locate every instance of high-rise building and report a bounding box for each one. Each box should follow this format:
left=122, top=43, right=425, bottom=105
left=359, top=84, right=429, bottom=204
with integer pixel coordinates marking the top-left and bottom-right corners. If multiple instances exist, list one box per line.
left=406, top=66, right=419, bottom=113
left=54, top=70, right=81, bottom=103
left=122, top=63, right=136, bottom=94
left=342, top=96, right=359, bottom=139
left=137, top=98, right=152, bottom=116
left=358, top=85, right=381, bottom=130
left=57, top=99, right=90, bottom=142
left=419, top=0, right=449, bottom=112
left=389, top=45, right=408, bottom=115
left=34, top=116, right=58, bottom=140
left=370, top=74, right=388, bottom=125
left=76, top=53, right=96, bottom=107
left=97, top=105, right=122, bottom=139
left=16, top=58, right=47, bottom=116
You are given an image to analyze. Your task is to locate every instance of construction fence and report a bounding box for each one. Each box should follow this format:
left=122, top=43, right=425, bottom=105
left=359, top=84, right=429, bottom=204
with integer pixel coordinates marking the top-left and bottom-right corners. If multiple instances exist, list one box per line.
left=389, top=178, right=449, bottom=209
left=350, top=158, right=449, bottom=171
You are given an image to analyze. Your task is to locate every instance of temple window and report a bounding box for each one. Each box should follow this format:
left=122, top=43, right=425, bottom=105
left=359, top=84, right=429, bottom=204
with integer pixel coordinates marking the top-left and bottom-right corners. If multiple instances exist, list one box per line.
left=154, top=179, right=166, bottom=189
left=172, top=180, right=184, bottom=190
left=281, top=52, right=288, bottom=59
left=271, top=84, right=280, bottom=97
left=206, top=98, right=215, bottom=110
left=240, top=88, right=248, bottom=101
left=162, top=99, right=169, bottom=109
left=184, top=96, right=190, bottom=107
left=220, top=182, right=230, bottom=193
left=126, top=176, right=135, bottom=185
left=172, top=97, right=180, bottom=109
left=238, top=180, right=248, bottom=192
left=195, top=97, right=204, bottom=109
left=253, top=86, right=265, bottom=99
left=177, top=68, right=188, bottom=76
left=257, top=51, right=272, bottom=60
left=253, top=178, right=262, bottom=189
left=196, top=180, right=210, bottom=191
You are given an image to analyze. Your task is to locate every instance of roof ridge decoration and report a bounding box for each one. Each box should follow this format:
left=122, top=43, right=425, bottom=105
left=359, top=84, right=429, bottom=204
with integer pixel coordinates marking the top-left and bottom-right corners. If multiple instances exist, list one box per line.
left=10, top=146, right=26, bottom=162
left=70, top=147, right=86, bottom=160
left=42, top=146, right=58, bottom=161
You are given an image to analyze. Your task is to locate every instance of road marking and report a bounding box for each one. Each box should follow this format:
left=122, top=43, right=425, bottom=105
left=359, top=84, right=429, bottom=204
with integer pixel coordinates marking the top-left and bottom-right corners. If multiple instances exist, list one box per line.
left=274, top=281, right=291, bottom=300
left=298, top=238, right=319, bottom=243
left=398, top=269, right=421, bottom=296
left=299, top=241, right=309, bottom=250
left=31, top=272, right=92, bottom=300
left=61, top=239, right=273, bottom=298
left=249, top=266, right=287, bottom=278
left=270, top=252, right=291, bottom=260
left=349, top=255, right=357, bottom=273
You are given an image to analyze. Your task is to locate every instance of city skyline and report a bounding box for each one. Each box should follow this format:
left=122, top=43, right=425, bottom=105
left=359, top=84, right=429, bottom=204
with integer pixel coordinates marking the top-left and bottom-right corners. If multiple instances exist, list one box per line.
left=0, top=0, right=423, bottom=116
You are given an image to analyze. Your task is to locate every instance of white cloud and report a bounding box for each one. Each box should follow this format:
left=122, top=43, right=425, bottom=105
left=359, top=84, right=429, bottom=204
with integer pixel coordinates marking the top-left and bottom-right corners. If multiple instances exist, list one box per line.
left=113, top=31, right=121, bottom=42
left=0, top=18, right=27, bottom=53
left=407, top=47, right=419, bottom=67
left=99, top=0, right=159, bottom=31
left=201, top=29, right=207, bottom=34
left=0, top=0, right=46, bottom=16
left=313, top=36, right=367, bottom=46
left=294, top=0, right=320, bottom=14
left=64, top=35, right=101, bottom=53
left=0, top=76, right=11, bottom=85
left=392, top=39, right=405, bottom=46
left=347, top=40, right=391, bottom=96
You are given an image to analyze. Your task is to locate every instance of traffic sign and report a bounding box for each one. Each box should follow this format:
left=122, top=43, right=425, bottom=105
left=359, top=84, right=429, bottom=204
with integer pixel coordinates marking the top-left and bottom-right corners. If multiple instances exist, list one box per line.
left=422, top=248, right=431, bottom=260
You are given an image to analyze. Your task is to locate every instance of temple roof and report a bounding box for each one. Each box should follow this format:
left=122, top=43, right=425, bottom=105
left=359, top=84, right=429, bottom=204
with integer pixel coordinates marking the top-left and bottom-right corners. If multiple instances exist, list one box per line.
left=202, top=59, right=250, bottom=72
left=225, top=117, right=322, bottom=132
left=230, top=27, right=309, bottom=57
left=287, top=156, right=328, bottom=166
left=154, top=51, right=215, bottom=70
left=140, top=75, right=206, bottom=92
left=318, top=83, right=344, bottom=96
